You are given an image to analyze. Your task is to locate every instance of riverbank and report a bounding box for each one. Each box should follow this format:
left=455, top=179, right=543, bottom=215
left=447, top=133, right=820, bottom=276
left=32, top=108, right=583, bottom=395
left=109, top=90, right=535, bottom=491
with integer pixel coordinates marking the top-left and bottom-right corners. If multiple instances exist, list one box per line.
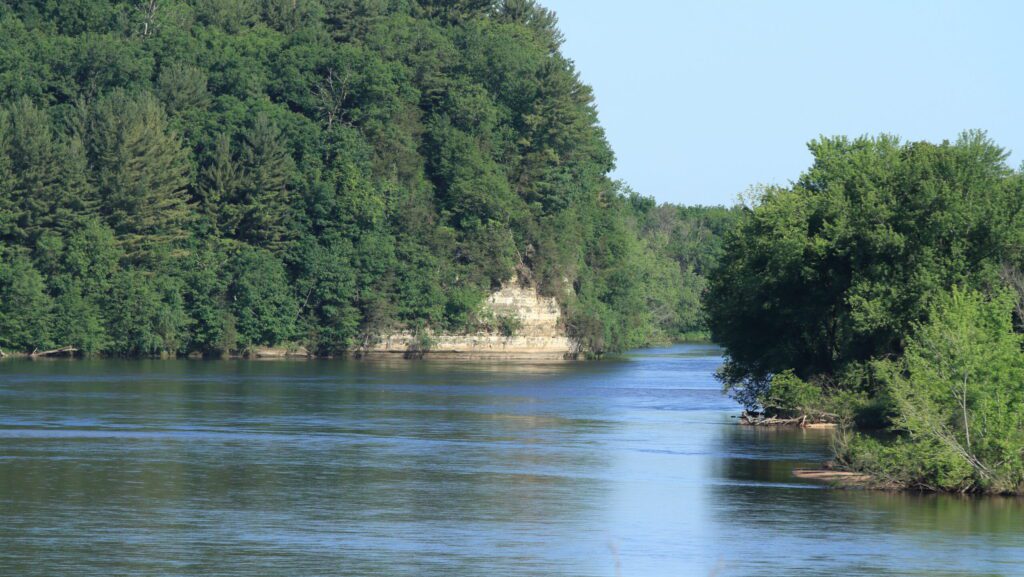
left=0, top=347, right=582, bottom=361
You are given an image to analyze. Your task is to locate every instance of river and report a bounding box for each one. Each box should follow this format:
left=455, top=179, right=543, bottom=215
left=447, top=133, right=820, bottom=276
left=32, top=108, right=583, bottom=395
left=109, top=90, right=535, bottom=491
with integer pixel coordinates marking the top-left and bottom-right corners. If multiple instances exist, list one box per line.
left=1, top=344, right=1022, bottom=576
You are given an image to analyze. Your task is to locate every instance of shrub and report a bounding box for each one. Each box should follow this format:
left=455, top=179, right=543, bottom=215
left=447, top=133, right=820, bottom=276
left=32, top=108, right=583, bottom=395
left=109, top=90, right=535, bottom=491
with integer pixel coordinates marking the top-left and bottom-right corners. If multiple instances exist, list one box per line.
left=496, top=313, right=522, bottom=337
left=840, top=288, right=1024, bottom=493
left=759, top=370, right=823, bottom=419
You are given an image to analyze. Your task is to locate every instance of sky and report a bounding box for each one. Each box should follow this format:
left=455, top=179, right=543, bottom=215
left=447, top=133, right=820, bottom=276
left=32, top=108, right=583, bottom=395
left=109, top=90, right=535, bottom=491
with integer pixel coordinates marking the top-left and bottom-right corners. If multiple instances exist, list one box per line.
left=543, top=0, right=1024, bottom=206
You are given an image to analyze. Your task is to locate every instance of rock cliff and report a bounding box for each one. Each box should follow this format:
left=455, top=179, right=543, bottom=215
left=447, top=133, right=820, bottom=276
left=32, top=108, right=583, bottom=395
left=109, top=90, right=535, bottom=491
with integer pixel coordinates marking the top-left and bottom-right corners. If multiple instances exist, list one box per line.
left=363, top=281, right=577, bottom=359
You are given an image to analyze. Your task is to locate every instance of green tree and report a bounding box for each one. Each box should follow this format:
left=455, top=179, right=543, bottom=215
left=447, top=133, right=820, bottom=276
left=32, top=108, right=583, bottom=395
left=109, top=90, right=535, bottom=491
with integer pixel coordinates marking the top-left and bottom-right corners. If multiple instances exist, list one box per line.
left=0, top=98, right=94, bottom=243
left=843, top=289, right=1024, bottom=493
left=87, top=91, right=193, bottom=260
left=228, top=246, right=298, bottom=348
left=105, top=270, right=189, bottom=356
left=182, top=247, right=236, bottom=355
left=707, top=133, right=1024, bottom=409
left=0, top=251, right=53, bottom=351
left=233, top=113, right=298, bottom=252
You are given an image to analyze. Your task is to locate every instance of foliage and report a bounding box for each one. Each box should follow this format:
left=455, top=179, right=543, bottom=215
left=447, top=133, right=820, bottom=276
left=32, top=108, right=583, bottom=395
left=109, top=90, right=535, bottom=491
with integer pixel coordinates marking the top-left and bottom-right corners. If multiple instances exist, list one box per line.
left=227, top=246, right=297, bottom=349
left=758, top=370, right=823, bottom=420
left=707, top=133, right=1024, bottom=409
left=496, top=313, right=522, bottom=337
left=838, top=289, right=1024, bottom=493
left=0, top=250, right=52, bottom=351
left=0, top=0, right=728, bottom=357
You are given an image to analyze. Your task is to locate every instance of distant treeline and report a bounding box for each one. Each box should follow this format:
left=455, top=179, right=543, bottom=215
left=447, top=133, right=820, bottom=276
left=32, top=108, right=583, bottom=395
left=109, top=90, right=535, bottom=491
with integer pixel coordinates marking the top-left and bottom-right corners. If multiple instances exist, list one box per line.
left=707, top=133, right=1024, bottom=494
left=0, top=0, right=740, bottom=357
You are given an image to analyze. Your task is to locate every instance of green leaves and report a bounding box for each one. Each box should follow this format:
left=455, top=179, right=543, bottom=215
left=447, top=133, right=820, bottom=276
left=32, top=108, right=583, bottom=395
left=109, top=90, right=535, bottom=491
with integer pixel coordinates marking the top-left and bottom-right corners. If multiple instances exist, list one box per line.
left=228, top=246, right=298, bottom=348
left=859, top=289, right=1024, bottom=492
left=86, top=90, right=193, bottom=261
left=0, top=0, right=691, bottom=357
left=0, top=250, right=53, bottom=351
left=708, top=133, right=1024, bottom=407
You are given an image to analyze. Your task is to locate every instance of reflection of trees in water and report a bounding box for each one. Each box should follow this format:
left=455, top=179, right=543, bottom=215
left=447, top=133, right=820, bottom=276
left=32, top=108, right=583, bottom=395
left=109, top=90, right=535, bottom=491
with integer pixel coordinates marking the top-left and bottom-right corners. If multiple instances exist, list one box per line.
left=0, top=358, right=621, bottom=575
left=705, top=419, right=1024, bottom=550
left=710, top=420, right=835, bottom=480
left=830, top=490, right=1024, bottom=536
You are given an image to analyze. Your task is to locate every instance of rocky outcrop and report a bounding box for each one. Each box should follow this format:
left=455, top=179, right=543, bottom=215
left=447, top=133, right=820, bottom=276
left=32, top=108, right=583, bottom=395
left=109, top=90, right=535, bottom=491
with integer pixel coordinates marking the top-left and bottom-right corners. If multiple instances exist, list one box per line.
left=249, top=345, right=311, bottom=358
left=362, top=281, right=578, bottom=359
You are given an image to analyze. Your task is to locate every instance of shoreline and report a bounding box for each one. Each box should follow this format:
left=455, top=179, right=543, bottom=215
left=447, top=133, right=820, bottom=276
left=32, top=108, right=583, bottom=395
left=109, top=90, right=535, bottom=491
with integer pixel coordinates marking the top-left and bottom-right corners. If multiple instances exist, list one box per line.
left=0, top=341, right=716, bottom=362
left=0, top=350, right=584, bottom=362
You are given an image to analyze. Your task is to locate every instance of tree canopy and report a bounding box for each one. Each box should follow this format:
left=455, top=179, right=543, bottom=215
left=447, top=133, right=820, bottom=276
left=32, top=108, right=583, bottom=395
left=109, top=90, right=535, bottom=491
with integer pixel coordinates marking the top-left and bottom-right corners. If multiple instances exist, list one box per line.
left=706, top=132, right=1024, bottom=493
left=0, top=0, right=733, bottom=356
left=707, top=132, right=1024, bottom=409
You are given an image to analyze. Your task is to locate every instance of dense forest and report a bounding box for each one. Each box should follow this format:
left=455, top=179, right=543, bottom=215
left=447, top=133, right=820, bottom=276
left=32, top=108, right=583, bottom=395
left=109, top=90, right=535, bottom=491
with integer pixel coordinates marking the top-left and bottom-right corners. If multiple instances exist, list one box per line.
left=707, top=132, right=1024, bottom=493
left=0, top=0, right=737, bottom=357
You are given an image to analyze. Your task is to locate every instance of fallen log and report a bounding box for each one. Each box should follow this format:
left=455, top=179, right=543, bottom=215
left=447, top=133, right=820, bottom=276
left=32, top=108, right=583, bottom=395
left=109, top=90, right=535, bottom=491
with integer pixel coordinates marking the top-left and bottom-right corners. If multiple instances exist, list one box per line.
left=793, top=468, right=872, bottom=485
left=738, top=411, right=837, bottom=428
left=29, top=346, right=79, bottom=358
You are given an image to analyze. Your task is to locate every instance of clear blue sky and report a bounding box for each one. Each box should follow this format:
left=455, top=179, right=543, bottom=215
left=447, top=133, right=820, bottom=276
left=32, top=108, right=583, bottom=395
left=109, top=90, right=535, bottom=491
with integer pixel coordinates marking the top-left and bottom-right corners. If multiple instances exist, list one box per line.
left=544, top=0, right=1023, bottom=206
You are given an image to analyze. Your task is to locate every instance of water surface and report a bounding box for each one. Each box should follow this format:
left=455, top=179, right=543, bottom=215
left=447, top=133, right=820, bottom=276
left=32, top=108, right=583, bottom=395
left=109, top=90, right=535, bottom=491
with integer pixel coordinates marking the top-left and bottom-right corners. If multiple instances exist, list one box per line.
left=1, top=345, right=1022, bottom=576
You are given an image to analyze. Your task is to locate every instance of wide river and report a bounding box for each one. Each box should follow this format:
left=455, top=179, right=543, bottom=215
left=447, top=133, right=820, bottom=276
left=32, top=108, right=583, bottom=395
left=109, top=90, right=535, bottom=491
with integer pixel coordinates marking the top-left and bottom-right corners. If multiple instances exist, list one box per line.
left=1, top=345, right=1022, bottom=576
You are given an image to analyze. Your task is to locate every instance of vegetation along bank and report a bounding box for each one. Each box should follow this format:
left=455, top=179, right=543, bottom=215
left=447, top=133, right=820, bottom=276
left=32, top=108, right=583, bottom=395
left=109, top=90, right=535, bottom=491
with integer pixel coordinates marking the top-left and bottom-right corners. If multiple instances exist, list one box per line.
left=0, top=1, right=738, bottom=359
left=707, top=132, right=1024, bottom=494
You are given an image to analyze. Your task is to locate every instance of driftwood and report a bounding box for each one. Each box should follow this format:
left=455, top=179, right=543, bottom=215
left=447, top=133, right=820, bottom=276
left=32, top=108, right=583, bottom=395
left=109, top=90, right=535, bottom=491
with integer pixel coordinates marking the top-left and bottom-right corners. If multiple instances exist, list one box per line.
left=29, top=346, right=79, bottom=358
left=793, top=468, right=871, bottom=485
left=738, top=411, right=837, bottom=428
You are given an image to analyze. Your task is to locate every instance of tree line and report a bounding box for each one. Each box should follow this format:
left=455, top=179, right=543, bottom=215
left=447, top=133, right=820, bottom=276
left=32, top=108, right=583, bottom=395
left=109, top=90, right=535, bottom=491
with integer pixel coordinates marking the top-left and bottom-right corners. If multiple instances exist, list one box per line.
left=0, top=0, right=737, bottom=357
left=706, top=132, right=1024, bottom=493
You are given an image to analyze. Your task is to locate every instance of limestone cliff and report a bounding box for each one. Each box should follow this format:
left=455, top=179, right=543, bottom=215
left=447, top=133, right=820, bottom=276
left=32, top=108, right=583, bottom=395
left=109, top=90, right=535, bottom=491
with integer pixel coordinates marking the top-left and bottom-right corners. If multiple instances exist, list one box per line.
left=362, top=281, right=577, bottom=359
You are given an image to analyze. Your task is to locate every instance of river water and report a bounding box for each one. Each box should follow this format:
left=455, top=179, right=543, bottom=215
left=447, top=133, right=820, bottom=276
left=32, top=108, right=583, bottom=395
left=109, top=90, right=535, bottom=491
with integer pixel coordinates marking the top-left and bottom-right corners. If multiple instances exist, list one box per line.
left=1, top=344, right=1022, bottom=576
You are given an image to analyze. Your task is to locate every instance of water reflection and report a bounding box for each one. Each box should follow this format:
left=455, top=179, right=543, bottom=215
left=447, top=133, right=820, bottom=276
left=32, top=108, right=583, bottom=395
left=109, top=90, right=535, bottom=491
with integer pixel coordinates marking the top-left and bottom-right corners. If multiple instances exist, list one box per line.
left=708, top=425, right=1024, bottom=576
left=1, top=346, right=1022, bottom=576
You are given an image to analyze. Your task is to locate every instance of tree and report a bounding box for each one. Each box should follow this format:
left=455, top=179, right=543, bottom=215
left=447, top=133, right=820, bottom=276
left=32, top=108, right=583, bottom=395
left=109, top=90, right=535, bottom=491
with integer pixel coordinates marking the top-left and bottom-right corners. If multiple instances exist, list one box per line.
left=227, top=247, right=298, bottom=348
left=706, top=133, right=1024, bottom=408
left=0, top=98, right=94, bottom=243
left=843, top=289, right=1024, bottom=493
left=197, top=133, right=241, bottom=235
left=0, top=250, right=53, bottom=351
left=87, top=90, right=193, bottom=260
left=105, top=271, right=189, bottom=356
left=233, top=113, right=298, bottom=253
left=182, top=247, right=236, bottom=355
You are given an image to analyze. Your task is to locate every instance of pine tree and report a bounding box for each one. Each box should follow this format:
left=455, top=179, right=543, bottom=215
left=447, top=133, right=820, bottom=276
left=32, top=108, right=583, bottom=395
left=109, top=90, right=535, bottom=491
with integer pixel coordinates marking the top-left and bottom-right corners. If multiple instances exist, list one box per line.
left=198, top=133, right=242, bottom=236
left=2, top=98, right=63, bottom=243
left=235, top=113, right=297, bottom=253
left=0, top=108, right=15, bottom=243
left=87, top=91, right=193, bottom=260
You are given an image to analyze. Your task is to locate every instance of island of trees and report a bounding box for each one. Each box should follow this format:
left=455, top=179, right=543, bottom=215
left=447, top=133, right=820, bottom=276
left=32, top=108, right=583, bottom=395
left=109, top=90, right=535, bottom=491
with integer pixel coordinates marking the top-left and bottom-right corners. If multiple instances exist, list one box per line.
left=707, top=133, right=1024, bottom=494
left=0, top=0, right=735, bottom=358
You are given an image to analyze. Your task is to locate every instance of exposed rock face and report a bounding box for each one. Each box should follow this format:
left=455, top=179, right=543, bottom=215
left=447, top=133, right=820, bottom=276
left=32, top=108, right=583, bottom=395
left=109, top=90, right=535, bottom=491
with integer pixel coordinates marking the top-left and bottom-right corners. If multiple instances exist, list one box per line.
left=250, top=345, right=310, bottom=358
left=364, top=281, right=577, bottom=359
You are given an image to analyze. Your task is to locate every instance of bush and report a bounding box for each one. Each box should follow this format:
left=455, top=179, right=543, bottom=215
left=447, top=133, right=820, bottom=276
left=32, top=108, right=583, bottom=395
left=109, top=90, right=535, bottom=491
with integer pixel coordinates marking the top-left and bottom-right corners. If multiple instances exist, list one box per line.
left=838, top=434, right=974, bottom=492
left=759, top=370, right=823, bottom=419
left=840, top=288, right=1024, bottom=493
left=496, top=313, right=522, bottom=337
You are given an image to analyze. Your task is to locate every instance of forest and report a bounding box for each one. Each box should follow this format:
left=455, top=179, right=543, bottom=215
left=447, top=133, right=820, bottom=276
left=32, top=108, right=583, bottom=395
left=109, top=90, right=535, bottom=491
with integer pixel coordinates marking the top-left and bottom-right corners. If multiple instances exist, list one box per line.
left=0, top=0, right=737, bottom=358
left=707, top=132, right=1024, bottom=493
